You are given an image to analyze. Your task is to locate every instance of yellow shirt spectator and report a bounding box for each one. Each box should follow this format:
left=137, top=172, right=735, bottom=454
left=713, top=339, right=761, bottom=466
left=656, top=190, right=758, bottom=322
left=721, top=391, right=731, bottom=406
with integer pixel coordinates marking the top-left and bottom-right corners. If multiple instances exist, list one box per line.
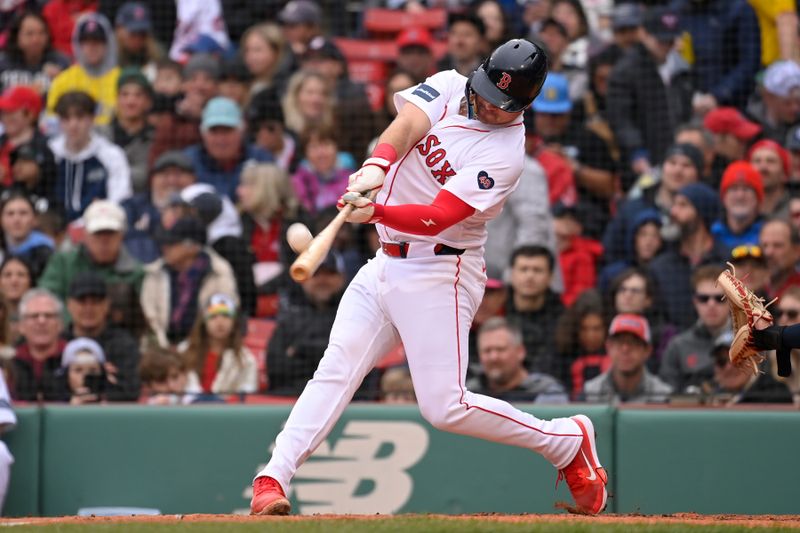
left=749, top=0, right=799, bottom=65
left=47, top=65, right=121, bottom=126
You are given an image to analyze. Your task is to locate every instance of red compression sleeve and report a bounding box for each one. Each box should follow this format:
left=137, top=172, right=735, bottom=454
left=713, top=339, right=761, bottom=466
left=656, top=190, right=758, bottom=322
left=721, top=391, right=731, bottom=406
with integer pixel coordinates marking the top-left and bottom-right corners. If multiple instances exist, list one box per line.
left=371, top=190, right=475, bottom=236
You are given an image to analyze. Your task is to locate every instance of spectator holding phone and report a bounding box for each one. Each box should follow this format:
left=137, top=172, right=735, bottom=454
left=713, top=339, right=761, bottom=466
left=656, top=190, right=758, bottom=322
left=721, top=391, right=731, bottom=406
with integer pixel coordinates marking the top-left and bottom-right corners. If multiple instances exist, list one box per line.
left=59, top=337, right=107, bottom=404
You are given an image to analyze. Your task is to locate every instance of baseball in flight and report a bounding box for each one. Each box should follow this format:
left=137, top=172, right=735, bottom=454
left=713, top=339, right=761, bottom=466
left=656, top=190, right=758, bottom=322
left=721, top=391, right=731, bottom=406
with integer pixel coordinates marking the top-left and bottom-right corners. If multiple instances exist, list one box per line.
left=286, top=222, right=313, bottom=253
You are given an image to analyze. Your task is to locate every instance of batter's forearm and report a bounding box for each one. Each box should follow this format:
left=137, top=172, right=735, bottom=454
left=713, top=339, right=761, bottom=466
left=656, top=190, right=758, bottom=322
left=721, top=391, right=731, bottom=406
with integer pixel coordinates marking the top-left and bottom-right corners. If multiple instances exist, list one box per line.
left=372, top=190, right=474, bottom=236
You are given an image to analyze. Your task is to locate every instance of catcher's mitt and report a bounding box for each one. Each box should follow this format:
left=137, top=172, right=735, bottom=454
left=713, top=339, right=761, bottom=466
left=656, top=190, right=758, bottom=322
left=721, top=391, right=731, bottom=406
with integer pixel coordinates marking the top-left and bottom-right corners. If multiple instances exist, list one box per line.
left=716, top=263, right=776, bottom=374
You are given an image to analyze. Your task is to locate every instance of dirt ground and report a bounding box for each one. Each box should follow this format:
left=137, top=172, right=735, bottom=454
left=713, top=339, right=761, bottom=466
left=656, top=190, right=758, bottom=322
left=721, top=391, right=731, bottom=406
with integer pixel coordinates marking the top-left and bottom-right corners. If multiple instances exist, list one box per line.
left=2, top=513, right=800, bottom=528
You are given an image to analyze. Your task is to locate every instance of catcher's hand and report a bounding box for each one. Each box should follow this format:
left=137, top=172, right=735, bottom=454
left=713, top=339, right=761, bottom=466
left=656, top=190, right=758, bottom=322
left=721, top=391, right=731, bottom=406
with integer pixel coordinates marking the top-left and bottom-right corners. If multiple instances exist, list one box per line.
left=716, top=263, right=776, bottom=375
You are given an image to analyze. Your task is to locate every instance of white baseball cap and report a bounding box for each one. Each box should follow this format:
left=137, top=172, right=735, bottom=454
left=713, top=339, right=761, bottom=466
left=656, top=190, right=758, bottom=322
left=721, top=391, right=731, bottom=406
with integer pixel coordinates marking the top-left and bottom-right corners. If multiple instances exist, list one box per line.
left=61, top=337, right=106, bottom=368
left=764, top=60, right=800, bottom=97
left=84, top=200, right=126, bottom=234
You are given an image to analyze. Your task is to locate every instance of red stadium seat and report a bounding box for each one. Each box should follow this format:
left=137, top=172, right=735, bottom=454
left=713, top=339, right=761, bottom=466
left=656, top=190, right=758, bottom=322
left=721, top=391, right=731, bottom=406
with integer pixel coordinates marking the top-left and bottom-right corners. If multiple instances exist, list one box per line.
left=349, top=60, right=389, bottom=83
left=365, top=83, right=385, bottom=112
left=364, top=8, right=447, bottom=36
left=335, top=38, right=397, bottom=62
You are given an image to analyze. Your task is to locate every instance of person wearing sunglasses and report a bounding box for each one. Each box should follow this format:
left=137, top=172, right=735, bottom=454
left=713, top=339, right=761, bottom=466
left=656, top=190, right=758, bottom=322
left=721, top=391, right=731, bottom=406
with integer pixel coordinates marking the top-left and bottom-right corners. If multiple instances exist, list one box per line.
left=728, top=244, right=770, bottom=294
left=659, top=265, right=731, bottom=393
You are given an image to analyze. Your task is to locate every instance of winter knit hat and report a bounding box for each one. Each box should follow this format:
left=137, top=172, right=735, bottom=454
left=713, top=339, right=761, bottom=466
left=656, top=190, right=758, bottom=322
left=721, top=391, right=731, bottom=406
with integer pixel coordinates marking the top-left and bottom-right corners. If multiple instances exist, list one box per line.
left=720, top=161, right=764, bottom=203
left=664, top=143, right=703, bottom=176
left=677, top=182, right=720, bottom=229
left=747, top=139, right=790, bottom=178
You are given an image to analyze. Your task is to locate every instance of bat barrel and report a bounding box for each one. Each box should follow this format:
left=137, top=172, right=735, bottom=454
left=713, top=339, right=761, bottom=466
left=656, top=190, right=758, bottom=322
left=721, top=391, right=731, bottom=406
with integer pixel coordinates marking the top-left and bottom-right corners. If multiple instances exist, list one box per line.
left=289, top=204, right=354, bottom=282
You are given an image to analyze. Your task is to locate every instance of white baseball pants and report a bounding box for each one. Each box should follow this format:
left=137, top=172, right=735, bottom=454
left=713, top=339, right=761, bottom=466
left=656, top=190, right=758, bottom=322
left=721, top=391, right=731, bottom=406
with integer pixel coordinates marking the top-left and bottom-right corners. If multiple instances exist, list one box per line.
left=259, top=249, right=583, bottom=492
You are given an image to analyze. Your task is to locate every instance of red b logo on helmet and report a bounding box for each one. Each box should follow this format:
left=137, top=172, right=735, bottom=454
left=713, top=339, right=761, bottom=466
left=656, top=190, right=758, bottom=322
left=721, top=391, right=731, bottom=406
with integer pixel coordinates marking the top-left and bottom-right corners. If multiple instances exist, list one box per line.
left=497, top=72, right=512, bottom=90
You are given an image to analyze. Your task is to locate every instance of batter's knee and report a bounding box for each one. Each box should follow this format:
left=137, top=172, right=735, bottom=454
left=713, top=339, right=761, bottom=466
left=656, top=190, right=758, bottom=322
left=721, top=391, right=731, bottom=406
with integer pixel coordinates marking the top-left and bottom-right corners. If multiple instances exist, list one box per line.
left=418, top=396, right=467, bottom=433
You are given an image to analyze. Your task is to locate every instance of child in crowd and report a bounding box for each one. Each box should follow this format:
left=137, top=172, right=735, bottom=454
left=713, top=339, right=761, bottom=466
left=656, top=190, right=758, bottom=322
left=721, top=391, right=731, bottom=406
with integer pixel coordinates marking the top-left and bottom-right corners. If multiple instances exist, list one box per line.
left=290, top=126, right=352, bottom=215
left=552, top=203, right=603, bottom=306
left=139, top=345, right=192, bottom=405
left=48, top=91, right=131, bottom=221
left=59, top=337, right=108, bottom=405
left=182, top=294, right=258, bottom=396
left=0, top=191, right=54, bottom=280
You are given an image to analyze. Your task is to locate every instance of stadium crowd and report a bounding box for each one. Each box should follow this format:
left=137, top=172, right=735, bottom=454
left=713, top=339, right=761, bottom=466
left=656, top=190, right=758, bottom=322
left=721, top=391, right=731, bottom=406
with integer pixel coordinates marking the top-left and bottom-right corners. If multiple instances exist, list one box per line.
left=0, top=0, right=797, bottom=410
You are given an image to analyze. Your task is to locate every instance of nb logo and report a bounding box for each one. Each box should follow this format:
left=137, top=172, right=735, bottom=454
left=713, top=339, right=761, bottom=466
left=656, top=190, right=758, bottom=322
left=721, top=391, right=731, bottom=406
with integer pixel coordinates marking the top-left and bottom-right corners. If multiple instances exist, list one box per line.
left=497, top=72, right=512, bottom=90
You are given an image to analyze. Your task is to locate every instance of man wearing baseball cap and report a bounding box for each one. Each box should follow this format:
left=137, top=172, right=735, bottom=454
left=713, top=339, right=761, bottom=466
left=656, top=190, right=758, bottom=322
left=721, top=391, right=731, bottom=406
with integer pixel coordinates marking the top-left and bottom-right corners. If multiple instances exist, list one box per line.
left=711, top=161, right=764, bottom=250
left=141, top=216, right=238, bottom=347
left=583, top=314, right=672, bottom=403
left=703, top=107, right=762, bottom=162
left=38, top=200, right=144, bottom=305
left=396, top=27, right=435, bottom=83
left=748, top=139, right=791, bottom=218
left=0, top=86, right=55, bottom=191
left=749, top=60, right=800, bottom=142
left=112, top=68, right=154, bottom=193
left=184, top=97, right=272, bottom=200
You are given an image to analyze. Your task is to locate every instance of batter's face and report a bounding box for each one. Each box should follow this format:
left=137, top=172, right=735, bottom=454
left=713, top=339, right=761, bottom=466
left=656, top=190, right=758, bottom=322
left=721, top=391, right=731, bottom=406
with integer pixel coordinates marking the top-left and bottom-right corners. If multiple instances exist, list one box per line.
left=473, top=94, right=523, bottom=125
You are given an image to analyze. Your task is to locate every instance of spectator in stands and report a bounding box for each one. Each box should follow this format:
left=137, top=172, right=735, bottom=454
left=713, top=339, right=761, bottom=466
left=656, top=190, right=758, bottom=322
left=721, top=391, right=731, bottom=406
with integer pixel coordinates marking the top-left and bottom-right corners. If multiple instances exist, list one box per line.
left=42, top=0, right=98, bottom=58
left=65, top=271, right=141, bottom=400
left=659, top=265, right=728, bottom=392
left=48, top=91, right=132, bottom=221
left=523, top=109, right=576, bottom=208
left=534, top=18, right=570, bottom=79
left=759, top=218, right=800, bottom=300
left=114, top=1, right=163, bottom=79
left=551, top=0, right=602, bottom=73
left=291, top=126, right=351, bottom=215
left=111, top=68, right=154, bottom=194
left=748, top=60, right=800, bottom=143
left=122, top=150, right=194, bottom=263
left=237, top=163, right=307, bottom=318
left=0, top=85, right=57, bottom=201
left=468, top=268, right=507, bottom=375
left=609, top=3, right=642, bottom=51
left=485, top=148, right=557, bottom=288
left=506, top=245, right=563, bottom=375
left=0, top=256, right=33, bottom=330
left=0, top=192, right=53, bottom=280
left=168, top=0, right=231, bottom=63
left=380, top=366, right=415, bottom=404
left=582, top=46, right=623, bottom=169
left=47, top=13, right=120, bottom=129
left=728, top=244, right=770, bottom=294
left=218, top=56, right=253, bottom=109
left=39, top=200, right=144, bottom=306
left=467, top=316, right=568, bottom=403
left=58, top=337, right=107, bottom=405
left=150, top=59, right=182, bottom=116
left=185, top=96, right=272, bottom=200
left=554, top=289, right=609, bottom=398
left=267, top=251, right=345, bottom=395
left=282, top=70, right=335, bottom=139
left=533, top=73, right=616, bottom=238
left=584, top=313, right=672, bottom=403
left=711, top=161, right=764, bottom=251
left=599, top=209, right=663, bottom=292
left=141, top=216, right=237, bottom=347
left=675, top=0, right=760, bottom=111
left=770, top=285, right=800, bottom=404
left=183, top=293, right=257, bottom=395
left=437, top=12, right=486, bottom=77
left=374, top=70, right=416, bottom=139
left=247, top=88, right=298, bottom=173
left=176, top=184, right=255, bottom=317
left=277, top=0, right=321, bottom=74
left=475, top=0, right=512, bottom=52
left=749, top=139, right=790, bottom=219
left=674, top=123, right=726, bottom=188
left=603, top=143, right=702, bottom=264
left=0, top=11, right=70, bottom=95
left=606, top=6, right=686, bottom=180
left=705, top=330, right=792, bottom=405
left=11, top=288, right=66, bottom=401
left=749, top=0, right=799, bottom=66
left=702, top=107, right=762, bottom=165
left=649, top=183, right=727, bottom=329
left=301, top=37, right=375, bottom=161
left=149, top=53, right=220, bottom=164
left=552, top=203, right=602, bottom=307
left=395, top=27, right=436, bottom=84
left=605, top=267, right=677, bottom=372
left=241, top=23, right=287, bottom=96
left=139, top=344, right=192, bottom=405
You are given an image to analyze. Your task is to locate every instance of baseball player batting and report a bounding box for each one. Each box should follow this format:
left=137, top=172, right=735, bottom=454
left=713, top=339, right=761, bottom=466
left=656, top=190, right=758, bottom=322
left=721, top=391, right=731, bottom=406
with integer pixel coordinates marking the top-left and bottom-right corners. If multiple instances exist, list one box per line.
left=250, top=39, right=608, bottom=516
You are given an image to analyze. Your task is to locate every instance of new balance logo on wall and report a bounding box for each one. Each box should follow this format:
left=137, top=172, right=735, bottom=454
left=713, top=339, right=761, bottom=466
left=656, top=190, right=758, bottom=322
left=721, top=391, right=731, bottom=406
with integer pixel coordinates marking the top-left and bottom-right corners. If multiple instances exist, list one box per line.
left=243, top=421, right=430, bottom=514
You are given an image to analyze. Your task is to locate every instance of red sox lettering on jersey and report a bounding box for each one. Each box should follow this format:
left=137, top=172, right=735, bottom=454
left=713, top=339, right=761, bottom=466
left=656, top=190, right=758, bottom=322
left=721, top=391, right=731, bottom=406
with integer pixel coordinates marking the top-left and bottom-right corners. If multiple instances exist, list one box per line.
left=415, top=135, right=457, bottom=185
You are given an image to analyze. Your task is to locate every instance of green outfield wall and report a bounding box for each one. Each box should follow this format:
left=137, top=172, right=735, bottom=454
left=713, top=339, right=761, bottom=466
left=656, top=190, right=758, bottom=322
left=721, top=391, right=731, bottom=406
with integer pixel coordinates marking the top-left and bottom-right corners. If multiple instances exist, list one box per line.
left=2, top=405, right=798, bottom=517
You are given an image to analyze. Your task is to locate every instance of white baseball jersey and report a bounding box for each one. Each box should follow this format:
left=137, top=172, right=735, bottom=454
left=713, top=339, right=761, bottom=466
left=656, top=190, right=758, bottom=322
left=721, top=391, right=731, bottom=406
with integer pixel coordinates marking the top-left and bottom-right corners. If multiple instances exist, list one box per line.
left=375, top=70, right=526, bottom=249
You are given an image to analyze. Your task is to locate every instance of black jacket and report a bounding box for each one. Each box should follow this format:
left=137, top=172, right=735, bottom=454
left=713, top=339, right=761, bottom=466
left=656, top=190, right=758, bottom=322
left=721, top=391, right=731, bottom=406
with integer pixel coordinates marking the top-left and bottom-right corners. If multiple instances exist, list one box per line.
left=505, top=289, right=564, bottom=377
left=67, top=325, right=141, bottom=402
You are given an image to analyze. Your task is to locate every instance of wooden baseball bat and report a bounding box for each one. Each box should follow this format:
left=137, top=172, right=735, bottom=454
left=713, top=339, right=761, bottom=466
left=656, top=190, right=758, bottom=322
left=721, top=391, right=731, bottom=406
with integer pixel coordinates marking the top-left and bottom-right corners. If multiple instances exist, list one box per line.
left=289, top=204, right=354, bottom=282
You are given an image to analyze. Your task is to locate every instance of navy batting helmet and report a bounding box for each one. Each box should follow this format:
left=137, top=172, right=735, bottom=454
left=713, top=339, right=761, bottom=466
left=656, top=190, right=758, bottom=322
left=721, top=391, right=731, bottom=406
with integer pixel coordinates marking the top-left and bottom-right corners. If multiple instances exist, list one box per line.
left=466, top=39, right=549, bottom=114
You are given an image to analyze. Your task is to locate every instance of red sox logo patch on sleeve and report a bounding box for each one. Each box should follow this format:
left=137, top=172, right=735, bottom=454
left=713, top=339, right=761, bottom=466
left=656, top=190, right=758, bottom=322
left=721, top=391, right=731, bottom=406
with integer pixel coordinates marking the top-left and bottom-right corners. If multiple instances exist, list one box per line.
left=477, top=170, right=494, bottom=189
left=497, top=72, right=512, bottom=90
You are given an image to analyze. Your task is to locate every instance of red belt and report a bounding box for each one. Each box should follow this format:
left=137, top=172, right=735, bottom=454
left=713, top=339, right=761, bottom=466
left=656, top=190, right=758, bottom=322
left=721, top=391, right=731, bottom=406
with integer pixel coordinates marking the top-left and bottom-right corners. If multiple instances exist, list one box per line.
left=380, top=242, right=465, bottom=258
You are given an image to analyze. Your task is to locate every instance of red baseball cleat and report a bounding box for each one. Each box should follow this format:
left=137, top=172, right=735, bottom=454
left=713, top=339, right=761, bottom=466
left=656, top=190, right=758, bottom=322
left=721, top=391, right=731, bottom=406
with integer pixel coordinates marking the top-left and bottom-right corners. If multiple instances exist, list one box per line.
left=557, top=414, right=608, bottom=515
left=250, top=476, right=291, bottom=515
